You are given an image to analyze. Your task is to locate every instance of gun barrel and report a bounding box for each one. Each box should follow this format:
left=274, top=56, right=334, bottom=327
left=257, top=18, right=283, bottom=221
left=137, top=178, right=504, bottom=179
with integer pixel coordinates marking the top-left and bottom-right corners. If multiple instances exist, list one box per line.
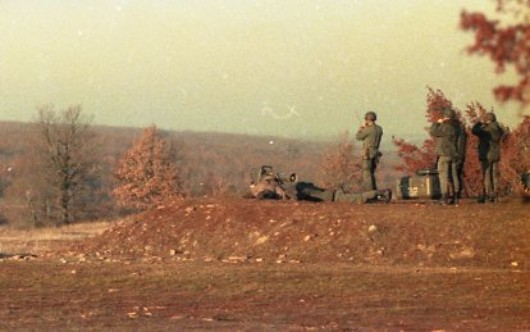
left=277, top=172, right=297, bottom=183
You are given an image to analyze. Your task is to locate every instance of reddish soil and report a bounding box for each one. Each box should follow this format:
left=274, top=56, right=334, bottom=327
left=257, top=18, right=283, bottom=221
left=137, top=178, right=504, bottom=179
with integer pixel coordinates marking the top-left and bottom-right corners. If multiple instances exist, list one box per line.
left=1, top=197, right=529, bottom=330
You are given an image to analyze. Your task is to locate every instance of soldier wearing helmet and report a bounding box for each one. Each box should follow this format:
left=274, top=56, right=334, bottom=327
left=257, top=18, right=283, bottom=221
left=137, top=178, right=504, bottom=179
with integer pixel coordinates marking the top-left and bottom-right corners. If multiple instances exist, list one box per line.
left=472, top=111, right=506, bottom=203
left=248, top=165, right=392, bottom=204
left=429, top=107, right=464, bottom=204
left=355, top=111, right=383, bottom=191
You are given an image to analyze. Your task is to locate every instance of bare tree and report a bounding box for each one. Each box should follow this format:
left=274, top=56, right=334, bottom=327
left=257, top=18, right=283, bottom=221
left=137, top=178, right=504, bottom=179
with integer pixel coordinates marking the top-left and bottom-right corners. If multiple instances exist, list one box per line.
left=320, top=131, right=361, bottom=192
left=113, top=125, right=182, bottom=211
left=26, top=105, right=98, bottom=226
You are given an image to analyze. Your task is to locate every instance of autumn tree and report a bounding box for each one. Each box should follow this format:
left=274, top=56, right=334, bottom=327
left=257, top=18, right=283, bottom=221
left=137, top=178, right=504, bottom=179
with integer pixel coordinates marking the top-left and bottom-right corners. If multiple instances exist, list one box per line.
left=113, top=125, right=182, bottom=210
left=393, top=87, right=529, bottom=196
left=320, top=131, right=361, bottom=192
left=461, top=0, right=530, bottom=108
left=461, top=0, right=530, bottom=193
left=392, top=88, right=450, bottom=175
left=393, top=88, right=492, bottom=197
left=20, top=105, right=99, bottom=226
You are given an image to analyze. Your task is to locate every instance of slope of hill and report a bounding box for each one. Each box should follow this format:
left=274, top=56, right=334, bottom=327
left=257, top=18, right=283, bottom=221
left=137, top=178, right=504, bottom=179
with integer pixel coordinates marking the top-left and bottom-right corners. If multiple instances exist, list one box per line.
left=68, top=197, right=529, bottom=270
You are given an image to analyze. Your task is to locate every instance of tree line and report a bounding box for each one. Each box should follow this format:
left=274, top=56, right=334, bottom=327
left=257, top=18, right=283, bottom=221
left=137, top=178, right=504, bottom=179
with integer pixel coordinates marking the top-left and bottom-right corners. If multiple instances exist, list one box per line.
left=2, top=107, right=396, bottom=227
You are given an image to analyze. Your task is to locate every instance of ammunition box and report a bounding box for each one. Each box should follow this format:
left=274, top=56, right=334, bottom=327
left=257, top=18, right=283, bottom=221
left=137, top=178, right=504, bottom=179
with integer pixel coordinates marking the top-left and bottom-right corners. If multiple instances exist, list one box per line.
left=395, top=174, right=441, bottom=200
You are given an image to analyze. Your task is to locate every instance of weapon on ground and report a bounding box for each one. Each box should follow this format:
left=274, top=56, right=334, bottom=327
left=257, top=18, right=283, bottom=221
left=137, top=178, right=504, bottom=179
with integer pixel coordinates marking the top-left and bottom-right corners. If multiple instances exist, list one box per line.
left=250, top=165, right=297, bottom=185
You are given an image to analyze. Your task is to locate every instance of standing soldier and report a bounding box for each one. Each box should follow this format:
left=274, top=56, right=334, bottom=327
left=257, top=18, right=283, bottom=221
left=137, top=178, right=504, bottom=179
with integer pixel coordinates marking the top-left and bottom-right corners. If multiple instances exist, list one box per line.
left=472, top=112, right=505, bottom=203
left=430, top=108, right=461, bottom=204
left=355, top=111, right=383, bottom=191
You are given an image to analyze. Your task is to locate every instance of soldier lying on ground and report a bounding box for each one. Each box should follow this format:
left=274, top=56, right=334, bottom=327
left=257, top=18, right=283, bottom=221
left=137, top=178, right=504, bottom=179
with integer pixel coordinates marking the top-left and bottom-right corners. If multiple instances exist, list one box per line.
left=248, top=165, right=392, bottom=204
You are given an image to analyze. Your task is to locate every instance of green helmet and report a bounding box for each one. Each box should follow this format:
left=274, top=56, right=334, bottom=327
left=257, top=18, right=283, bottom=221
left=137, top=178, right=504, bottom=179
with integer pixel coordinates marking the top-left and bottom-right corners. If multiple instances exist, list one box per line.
left=484, top=112, right=496, bottom=122
left=364, top=111, right=377, bottom=121
left=442, top=108, right=456, bottom=119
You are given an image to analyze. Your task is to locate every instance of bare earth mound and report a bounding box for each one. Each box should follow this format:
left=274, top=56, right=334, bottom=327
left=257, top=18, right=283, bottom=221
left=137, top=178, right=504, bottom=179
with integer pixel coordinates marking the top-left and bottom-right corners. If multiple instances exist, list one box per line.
left=2, top=198, right=529, bottom=331
left=70, top=198, right=529, bottom=270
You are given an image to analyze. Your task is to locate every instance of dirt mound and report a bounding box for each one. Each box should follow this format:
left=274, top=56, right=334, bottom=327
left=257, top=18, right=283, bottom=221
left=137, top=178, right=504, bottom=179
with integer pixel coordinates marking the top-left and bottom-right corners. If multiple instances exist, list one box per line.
left=69, top=198, right=529, bottom=269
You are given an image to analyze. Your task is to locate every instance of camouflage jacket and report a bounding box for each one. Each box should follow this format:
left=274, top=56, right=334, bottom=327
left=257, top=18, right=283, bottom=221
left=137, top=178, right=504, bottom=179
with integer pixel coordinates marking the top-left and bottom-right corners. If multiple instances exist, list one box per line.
left=355, top=123, right=383, bottom=159
left=249, top=178, right=288, bottom=200
left=471, top=121, right=504, bottom=162
left=429, top=120, right=460, bottom=158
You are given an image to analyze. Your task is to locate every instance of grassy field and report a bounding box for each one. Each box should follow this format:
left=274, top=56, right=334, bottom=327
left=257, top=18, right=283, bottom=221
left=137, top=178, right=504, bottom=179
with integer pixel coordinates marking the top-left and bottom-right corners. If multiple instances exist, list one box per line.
left=0, top=221, right=110, bottom=257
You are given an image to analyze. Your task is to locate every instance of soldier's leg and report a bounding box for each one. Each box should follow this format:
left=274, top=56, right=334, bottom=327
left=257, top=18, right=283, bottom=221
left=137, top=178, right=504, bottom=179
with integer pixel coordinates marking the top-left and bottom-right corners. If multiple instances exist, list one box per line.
left=295, top=182, right=334, bottom=202
left=370, top=157, right=378, bottom=190
left=490, top=161, right=499, bottom=202
left=333, top=189, right=391, bottom=204
left=333, top=190, right=373, bottom=204
left=485, top=161, right=494, bottom=199
left=478, top=159, right=488, bottom=203
left=450, top=160, right=459, bottom=202
left=455, top=159, right=465, bottom=199
left=437, top=156, right=450, bottom=200
left=305, top=188, right=334, bottom=202
left=362, top=159, right=376, bottom=191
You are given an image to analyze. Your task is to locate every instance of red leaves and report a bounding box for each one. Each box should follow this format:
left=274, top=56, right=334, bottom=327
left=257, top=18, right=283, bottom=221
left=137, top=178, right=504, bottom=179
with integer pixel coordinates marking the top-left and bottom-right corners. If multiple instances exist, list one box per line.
left=461, top=2, right=530, bottom=104
left=113, top=126, right=182, bottom=211
left=320, top=131, right=361, bottom=192
left=394, top=88, right=529, bottom=196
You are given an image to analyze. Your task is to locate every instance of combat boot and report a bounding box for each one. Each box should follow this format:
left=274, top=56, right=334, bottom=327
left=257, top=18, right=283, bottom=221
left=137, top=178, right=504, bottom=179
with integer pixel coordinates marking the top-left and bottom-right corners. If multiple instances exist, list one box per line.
left=488, top=192, right=498, bottom=203
left=377, top=189, right=392, bottom=203
left=477, top=190, right=487, bottom=204
left=436, top=194, right=454, bottom=205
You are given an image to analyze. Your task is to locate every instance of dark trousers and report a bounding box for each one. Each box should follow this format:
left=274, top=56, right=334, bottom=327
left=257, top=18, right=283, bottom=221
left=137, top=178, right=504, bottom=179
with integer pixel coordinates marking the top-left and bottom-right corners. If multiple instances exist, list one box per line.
left=480, top=160, right=499, bottom=198
left=361, top=158, right=378, bottom=191
left=454, top=159, right=465, bottom=198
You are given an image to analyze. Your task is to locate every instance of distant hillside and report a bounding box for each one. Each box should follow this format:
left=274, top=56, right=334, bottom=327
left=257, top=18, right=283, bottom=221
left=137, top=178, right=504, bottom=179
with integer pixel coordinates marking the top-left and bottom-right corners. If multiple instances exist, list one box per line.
left=0, top=121, right=403, bottom=191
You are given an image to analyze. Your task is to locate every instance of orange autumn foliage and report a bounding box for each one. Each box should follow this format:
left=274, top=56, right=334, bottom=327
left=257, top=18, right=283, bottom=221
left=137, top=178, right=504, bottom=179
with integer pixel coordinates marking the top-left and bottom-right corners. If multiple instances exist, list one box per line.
left=393, top=88, right=529, bottom=197
left=461, top=0, right=530, bottom=107
left=113, top=126, right=182, bottom=211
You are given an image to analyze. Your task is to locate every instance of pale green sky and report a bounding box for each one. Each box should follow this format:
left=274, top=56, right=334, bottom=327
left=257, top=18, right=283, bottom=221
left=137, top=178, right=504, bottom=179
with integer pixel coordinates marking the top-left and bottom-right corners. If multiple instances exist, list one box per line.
left=0, top=0, right=526, bottom=142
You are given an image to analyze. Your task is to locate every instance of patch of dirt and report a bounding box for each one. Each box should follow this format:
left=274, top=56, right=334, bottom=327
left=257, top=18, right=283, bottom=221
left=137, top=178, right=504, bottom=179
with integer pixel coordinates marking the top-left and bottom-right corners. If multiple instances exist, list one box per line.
left=2, top=197, right=529, bottom=331
left=66, top=197, right=529, bottom=270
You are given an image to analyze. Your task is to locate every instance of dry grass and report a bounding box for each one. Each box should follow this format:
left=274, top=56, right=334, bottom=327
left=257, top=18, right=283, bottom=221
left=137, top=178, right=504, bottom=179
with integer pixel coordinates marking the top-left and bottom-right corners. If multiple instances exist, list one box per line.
left=0, top=221, right=111, bottom=255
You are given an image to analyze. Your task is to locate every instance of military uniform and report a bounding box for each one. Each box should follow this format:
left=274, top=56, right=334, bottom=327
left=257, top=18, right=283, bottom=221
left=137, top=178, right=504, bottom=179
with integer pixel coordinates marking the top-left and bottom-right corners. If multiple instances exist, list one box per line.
left=429, top=108, right=462, bottom=204
left=248, top=166, right=289, bottom=200
left=454, top=119, right=468, bottom=198
left=355, top=112, right=383, bottom=191
left=286, top=181, right=392, bottom=204
left=471, top=112, right=505, bottom=202
left=248, top=166, right=391, bottom=204
left=249, top=177, right=288, bottom=200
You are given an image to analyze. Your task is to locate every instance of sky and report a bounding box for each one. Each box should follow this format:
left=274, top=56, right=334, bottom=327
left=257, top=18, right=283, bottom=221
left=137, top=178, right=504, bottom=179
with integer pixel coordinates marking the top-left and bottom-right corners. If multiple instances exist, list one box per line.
left=1, top=0, right=527, bottom=143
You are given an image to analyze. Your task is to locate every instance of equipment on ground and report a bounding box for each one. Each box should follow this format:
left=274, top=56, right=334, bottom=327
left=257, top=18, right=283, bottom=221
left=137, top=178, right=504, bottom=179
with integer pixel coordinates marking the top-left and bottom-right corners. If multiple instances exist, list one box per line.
left=250, top=165, right=297, bottom=185
left=395, top=169, right=441, bottom=200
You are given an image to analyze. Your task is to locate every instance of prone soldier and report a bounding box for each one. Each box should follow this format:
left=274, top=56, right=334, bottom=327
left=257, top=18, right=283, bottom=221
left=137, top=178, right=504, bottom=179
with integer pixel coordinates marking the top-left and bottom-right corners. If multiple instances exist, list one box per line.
left=248, top=165, right=392, bottom=204
left=248, top=165, right=290, bottom=200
